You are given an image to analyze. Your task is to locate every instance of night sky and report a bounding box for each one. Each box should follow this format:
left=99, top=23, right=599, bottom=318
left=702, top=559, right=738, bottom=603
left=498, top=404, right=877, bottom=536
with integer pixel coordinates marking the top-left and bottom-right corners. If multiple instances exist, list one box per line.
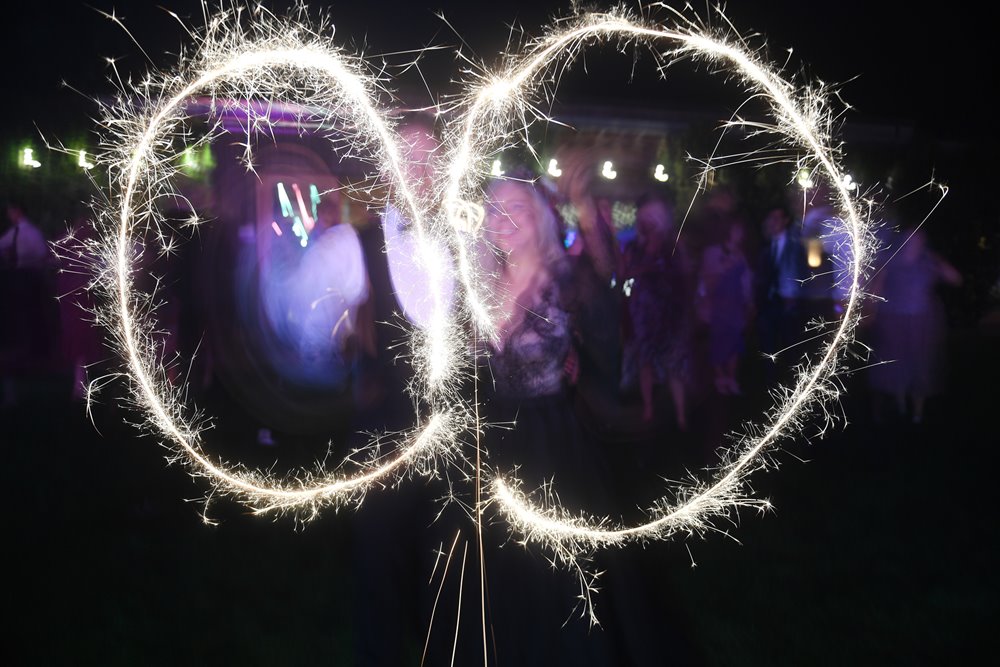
left=6, top=0, right=992, bottom=304
left=5, top=1, right=988, bottom=142
left=3, top=0, right=994, bottom=303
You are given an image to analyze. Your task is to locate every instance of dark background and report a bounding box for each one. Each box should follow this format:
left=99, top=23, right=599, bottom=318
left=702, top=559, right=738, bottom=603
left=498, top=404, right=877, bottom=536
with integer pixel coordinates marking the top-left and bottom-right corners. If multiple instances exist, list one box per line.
left=5, top=0, right=995, bottom=313
left=6, top=1, right=991, bottom=138
left=3, top=2, right=996, bottom=665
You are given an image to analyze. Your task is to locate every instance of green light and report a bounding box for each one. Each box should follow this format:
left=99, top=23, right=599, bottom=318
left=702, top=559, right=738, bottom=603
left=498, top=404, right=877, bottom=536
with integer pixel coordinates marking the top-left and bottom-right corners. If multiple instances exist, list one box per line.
left=200, top=145, right=215, bottom=171
left=78, top=150, right=94, bottom=170
left=310, top=184, right=321, bottom=220
left=276, top=183, right=294, bottom=218
left=181, top=147, right=199, bottom=172
left=291, top=215, right=308, bottom=247
left=557, top=203, right=579, bottom=228
left=177, top=145, right=214, bottom=174
left=611, top=201, right=636, bottom=229
left=21, top=148, right=41, bottom=169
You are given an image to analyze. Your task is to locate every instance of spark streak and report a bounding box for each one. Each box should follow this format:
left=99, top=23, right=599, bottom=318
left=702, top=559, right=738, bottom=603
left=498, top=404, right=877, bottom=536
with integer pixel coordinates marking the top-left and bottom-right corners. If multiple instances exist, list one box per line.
left=92, top=5, right=465, bottom=519
left=89, top=2, right=878, bottom=622
left=439, top=6, right=875, bottom=618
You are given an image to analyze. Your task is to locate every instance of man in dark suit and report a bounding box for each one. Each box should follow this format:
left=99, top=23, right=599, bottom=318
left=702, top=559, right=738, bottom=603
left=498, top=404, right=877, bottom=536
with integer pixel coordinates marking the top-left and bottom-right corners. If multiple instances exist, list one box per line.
left=757, top=206, right=808, bottom=380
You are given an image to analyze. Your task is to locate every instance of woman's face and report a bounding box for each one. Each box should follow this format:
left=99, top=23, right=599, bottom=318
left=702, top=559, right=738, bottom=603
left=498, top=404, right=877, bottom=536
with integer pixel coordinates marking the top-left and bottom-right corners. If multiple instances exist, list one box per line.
left=485, top=182, right=542, bottom=259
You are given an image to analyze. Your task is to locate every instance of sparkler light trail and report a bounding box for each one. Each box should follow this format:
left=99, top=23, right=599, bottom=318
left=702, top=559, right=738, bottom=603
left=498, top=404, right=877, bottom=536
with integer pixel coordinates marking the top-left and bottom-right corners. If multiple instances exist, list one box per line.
left=88, top=0, right=879, bottom=622
left=440, top=5, right=878, bottom=620
left=87, top=4, right=467, bottom=520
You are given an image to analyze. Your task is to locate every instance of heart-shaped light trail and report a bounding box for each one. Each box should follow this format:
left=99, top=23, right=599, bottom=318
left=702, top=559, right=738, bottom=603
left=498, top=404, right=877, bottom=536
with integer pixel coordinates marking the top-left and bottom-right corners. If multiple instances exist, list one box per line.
left=93, top=6, right=466, bottom=521
left=441, top=7, right=873, bottom=617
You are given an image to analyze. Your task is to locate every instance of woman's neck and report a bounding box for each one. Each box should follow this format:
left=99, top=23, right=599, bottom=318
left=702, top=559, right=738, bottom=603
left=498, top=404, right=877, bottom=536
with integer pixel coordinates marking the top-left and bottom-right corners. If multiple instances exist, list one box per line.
left=495, top=254, right=548, bottom=346
left=504, top=263, right=538, bottom=294
left=503, top=248, right=545, bottom=289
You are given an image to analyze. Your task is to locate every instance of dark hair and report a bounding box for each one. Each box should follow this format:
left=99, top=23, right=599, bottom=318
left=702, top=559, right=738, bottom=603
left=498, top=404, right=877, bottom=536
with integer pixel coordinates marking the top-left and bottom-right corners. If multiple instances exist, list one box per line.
left=767, top=204, right=791, bottom=222
left=500, top=164, right=538, bottom=183
left=3, top=198, right=25, bottom=212
left=2, top=200, right=25, bottom=228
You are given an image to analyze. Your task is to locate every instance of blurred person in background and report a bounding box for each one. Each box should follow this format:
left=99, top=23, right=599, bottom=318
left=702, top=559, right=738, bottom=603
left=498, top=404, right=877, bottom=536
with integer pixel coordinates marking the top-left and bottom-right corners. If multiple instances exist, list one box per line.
left=552, top=149, right=623, bottom=431
left=56, top=212, right=104, bottom=401
left=287, top=189, right=369, bottom=389
left=351, top=110, right=454, bottom=666
left=868, top=225, right=961, bottom=424
left=757, top=205, right=808, bottom=381
left=622, top=192, right=691, bottom=429
left=699, top=218, right=753, bottom=395
left=1, top=202, right=51, bottom=270
left=1, top=201, right=57, bottom=407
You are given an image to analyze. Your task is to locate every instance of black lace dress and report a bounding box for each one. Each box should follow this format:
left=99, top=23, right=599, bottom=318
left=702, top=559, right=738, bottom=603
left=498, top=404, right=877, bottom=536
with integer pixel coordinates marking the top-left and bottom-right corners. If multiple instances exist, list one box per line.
left=485, top=276, right=603, bottom=500
left=476, top=272, right=614, bottom=666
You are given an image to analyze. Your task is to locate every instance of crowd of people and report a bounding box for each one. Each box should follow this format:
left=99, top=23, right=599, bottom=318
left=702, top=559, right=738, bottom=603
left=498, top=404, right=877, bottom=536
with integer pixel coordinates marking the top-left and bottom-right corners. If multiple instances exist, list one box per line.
left=0, top=113, right=966, bottom=665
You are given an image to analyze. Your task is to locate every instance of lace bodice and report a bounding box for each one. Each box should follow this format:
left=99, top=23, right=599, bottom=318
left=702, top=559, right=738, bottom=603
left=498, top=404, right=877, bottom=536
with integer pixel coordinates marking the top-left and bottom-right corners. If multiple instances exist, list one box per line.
left=489, top=278, right=571, bottom=398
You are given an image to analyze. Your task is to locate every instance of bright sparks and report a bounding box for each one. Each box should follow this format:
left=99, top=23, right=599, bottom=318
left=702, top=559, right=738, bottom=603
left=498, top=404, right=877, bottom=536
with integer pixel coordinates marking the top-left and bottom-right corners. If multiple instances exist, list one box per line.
left=86, top=4, right=466, bottom=522
left=440, top=5, right=877, bottom=623
left=86, top=2, right=880, bottom=622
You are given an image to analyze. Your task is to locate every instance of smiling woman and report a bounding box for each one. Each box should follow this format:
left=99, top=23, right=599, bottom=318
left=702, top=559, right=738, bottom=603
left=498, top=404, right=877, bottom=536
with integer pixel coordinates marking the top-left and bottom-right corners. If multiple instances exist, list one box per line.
left=458, top=173, right=616, bottom=664
left=480, top=175, right=585, bottom=468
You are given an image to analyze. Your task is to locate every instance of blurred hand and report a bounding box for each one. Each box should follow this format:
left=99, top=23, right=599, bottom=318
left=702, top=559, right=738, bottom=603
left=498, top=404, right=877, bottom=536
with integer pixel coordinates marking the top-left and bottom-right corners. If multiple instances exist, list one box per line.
left=555, top=147, right=595, bottom=206
left=555, top=147, right=620, bottom=281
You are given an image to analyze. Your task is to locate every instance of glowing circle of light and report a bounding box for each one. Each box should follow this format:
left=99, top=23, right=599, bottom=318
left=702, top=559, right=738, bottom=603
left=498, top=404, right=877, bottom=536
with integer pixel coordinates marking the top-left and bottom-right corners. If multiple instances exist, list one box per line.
left=97, top=9, right=465, bottom=520
left=90, top=4, right=879, bottom=621
left=441, top=8, right=873, bottom=615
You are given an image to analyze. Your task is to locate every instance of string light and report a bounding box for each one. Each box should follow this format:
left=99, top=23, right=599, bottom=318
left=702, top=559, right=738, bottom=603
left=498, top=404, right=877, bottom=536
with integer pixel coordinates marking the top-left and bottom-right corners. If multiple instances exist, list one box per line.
left=21, top=147, right=41, bottom=168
